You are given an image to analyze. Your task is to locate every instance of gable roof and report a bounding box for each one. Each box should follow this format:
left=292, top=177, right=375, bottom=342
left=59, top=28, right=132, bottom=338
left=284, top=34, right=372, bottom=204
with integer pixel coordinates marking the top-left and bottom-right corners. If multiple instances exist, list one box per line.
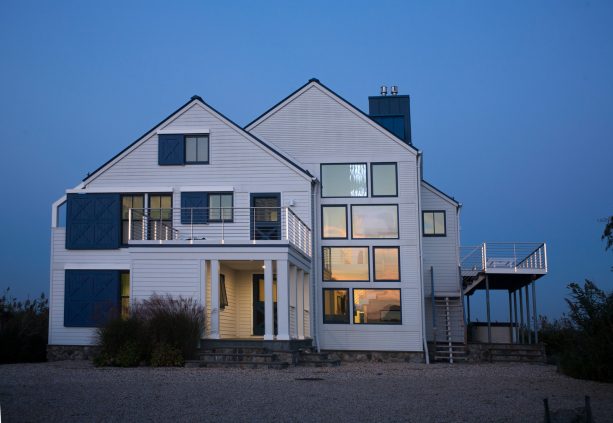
left=82, top=96, right=313, bottom=185
left=421, top=179, right=460, bottom=207
left=245, top=78, right=419, bottom=154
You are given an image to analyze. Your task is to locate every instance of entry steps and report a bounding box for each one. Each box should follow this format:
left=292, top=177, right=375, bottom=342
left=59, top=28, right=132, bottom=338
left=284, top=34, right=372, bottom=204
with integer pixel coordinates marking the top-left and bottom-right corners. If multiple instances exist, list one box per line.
left=485, top=343, right=546, bottom=363
left=186, top=346, right=341, bottom=369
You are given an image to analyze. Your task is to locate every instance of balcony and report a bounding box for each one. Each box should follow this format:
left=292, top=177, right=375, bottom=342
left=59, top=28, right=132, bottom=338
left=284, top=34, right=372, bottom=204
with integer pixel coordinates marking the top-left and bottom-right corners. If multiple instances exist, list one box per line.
left=127, top=206, right=312, bottom=257
left=461, top=242, right=547, bottom=277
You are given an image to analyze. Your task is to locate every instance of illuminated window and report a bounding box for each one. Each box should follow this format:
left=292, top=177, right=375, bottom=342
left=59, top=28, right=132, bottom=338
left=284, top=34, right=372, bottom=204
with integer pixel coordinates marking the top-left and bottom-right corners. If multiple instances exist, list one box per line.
left=322, top=206, right=347, bottom=239
left=423, top=211, right=446, bottom=236
left=374, top=247, right=400, bottom=281
left=353, top=289, right=401, bottom=324
left=323, top=289, right=349, bottom=323
left=371, top=163, right=397, bottom=196
left=351, top=205, right=398, bottom=239
left=120, top=272, right=130, bottom=319
left=323, top=247, right=369, bottom=281
left=121, top=194, right=144, bottom=244
left=321, top=164, right=367, bottom=197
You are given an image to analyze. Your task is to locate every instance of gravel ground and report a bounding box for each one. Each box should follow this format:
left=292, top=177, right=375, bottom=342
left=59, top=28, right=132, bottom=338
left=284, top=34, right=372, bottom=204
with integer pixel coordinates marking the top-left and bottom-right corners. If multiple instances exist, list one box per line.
left=1, top=361, right=612, bottom=423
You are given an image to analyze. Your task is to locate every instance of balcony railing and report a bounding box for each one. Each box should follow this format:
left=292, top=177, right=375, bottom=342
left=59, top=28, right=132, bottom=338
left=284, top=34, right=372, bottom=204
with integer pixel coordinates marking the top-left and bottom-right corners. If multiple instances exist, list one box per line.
left=127, top=206, right=312, bottom=257
left=460, top=242, right=547, bottom=276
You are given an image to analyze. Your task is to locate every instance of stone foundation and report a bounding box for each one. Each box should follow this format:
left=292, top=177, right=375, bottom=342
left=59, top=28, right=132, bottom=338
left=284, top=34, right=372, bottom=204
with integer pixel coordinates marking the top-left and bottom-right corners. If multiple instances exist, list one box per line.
left=47, top=345, right=100, bottom=361
left=324, top=350, right=425, bottom=363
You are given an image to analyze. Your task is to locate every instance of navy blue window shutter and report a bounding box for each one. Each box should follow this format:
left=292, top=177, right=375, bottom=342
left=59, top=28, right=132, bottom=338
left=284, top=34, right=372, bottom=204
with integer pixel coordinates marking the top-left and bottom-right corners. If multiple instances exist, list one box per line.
left=158, top=134, right=185, bottom=165
left=66, top=193, right=121, bottom=249
left=180, top=192, right=208, bottom=224
left=64, top=270, right=120, bottom=327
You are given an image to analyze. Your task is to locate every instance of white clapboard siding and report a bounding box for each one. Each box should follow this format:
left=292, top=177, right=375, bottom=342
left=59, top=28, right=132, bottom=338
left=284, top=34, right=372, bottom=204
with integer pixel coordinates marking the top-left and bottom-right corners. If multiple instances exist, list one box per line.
left=421, top=182, right=461, bottom=295
left=249, top=82, right=423, bottom=351
left=84, top=102, right=312, bottom=227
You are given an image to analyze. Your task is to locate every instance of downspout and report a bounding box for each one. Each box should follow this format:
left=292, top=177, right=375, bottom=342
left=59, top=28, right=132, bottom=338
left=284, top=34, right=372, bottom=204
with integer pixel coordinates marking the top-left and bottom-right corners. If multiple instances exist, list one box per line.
left=310, top=178, right=321, bottom=352
left=416, top=151, right=430, bottom=364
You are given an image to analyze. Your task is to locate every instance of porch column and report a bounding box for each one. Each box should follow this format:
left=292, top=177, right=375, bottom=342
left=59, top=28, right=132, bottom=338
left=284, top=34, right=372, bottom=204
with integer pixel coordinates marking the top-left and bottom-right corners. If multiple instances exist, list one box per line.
left=210, top=259, right=220, bottom=339
left=296, top=268, right=305, bottom=339
left=508, top=290, right=513, bottom=343
left=303, top=272, right=310, bottom=337
left=264, top=260, right=274, bottom=341
left=289, top=264, right=298, bottom=339
left=519, top=288, right=524, bottom=344
left=201, top=260, right=207, bottom=338
left=276, top=260, right=290, bottom=340
left=513, top=290, right=519, bottom=344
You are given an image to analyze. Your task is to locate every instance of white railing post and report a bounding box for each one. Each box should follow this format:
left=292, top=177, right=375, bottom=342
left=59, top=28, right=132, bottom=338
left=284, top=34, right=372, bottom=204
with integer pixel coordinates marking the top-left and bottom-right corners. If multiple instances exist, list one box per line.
left=482, top=242, right=487, bottom=271
left=543, top=243, right=548, bottom=272
left=285, top=208, right=289, bottom=242
left=190, top=208, right=194, bottom=240
left=128, top=208, right=132, bottom=242
left=513, top=243, right=517, bottom=272
left=221, top=209, right=225, bottom=244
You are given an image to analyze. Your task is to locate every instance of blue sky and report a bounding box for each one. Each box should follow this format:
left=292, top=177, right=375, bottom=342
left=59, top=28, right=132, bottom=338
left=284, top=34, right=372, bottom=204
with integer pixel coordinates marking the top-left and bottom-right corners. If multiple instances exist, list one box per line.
left=0, top=1, right=611, bottom=320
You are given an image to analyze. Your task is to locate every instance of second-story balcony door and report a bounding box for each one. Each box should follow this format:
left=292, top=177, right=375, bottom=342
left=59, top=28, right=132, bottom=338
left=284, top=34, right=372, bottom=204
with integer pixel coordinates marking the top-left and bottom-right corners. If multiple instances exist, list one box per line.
left=250, top=193, right=281, bottom=240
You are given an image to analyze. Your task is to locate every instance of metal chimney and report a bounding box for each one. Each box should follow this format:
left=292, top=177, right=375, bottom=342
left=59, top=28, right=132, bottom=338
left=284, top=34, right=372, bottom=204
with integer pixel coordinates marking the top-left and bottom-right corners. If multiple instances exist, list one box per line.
left=380, top=85, right=388, bottom=96
left=390, top=85, right=398, bottom=96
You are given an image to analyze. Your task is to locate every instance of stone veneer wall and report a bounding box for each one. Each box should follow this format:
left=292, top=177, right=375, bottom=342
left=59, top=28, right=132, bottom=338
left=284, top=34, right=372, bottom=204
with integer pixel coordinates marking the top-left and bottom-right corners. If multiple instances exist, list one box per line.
left=47, top=345, right=100, bottom=361
left=324, top=351, right=425, bottom=363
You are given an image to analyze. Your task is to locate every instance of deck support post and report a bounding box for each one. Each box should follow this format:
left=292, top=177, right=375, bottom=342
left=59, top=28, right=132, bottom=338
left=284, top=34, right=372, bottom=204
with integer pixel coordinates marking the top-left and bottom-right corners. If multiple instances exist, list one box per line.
left=525, top=284, right=531, bottom=344
left=519, top=288, right=524, bottom=344
left=264, top=260, right=274, bottom=341
left=297, top=268, right=305, bottom=339
left=466, top=295, right=471, bottom=324
left=485, top=275, right=491, bottom=344
left=508, top=290, right=513, bottom=343
left=210, top=259, right=220, bottom=339
left=532, top=280, right=538, bottom=343
left=276, top=260, right=290, bottom=341
left=513, top=290, right=519, bottom=344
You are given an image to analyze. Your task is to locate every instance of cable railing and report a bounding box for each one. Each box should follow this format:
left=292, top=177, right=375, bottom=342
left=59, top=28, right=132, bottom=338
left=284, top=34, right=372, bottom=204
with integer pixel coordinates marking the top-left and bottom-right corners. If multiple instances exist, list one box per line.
left=127, top=206, right=312, bottom=257
left=461, top=242, right=547, bottom=275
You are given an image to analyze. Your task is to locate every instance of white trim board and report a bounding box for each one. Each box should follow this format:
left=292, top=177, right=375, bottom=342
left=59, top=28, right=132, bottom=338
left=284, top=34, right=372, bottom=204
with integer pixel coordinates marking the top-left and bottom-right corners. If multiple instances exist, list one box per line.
left=64, top=263, right=131, bottom=270
left=66, top=187, right=173, bottom=194
left=157, top=128, right=210, bottom=135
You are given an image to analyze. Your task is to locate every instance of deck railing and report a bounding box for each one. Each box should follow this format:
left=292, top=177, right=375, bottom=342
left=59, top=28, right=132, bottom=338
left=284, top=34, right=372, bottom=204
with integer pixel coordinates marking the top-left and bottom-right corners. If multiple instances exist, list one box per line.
left=128, top=206, right=312, bottom=257
left=460, top=242, right=547, bottom=275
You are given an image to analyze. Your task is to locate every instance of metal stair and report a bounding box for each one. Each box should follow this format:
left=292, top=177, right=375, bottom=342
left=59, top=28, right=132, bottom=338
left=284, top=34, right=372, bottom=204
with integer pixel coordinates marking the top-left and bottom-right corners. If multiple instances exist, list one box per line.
left=433, top=296, right=467, bottom=363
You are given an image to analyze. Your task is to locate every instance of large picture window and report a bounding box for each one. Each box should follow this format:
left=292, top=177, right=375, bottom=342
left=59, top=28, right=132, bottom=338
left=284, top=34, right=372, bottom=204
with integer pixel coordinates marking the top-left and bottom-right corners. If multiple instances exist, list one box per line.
left=351, top=205, right=399, bottom=239
left=323, top=289, right=350, bottom=324
left=323, top=247, right=369, bottom=281
left=423, top=211, right=446, bottom=236
left=373, top=247, right=400, bottom=281
left=353, top=289, right=401, bottom=324
left=371, top=163, right=397, bottom=197
left=322, top=205, right=347, bottom=239
left=321, top=163, right=367, bottom=197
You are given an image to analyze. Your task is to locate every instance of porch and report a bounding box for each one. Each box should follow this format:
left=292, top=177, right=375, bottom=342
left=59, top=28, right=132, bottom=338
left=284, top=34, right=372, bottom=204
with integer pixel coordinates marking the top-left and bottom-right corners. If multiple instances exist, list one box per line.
left=461, top=242, right=548, bottom=345
left=203, top=259, right=312, bottom=343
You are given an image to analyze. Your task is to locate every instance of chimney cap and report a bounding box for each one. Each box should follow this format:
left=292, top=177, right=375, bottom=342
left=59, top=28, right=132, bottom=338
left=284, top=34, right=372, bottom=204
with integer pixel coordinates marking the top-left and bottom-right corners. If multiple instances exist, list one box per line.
left=391, top=86, right=398, bottom=95
left=380, top=85, right=388, bottom=96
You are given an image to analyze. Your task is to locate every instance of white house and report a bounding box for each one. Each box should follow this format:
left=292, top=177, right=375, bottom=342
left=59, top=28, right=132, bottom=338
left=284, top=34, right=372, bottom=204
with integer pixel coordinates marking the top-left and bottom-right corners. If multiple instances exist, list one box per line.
left=48, top=79, right=548, bottom=363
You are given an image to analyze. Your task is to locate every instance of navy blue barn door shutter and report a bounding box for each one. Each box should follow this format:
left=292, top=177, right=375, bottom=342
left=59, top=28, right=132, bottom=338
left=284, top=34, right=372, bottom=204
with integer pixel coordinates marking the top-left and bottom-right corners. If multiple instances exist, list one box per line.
left=158, top=134, right=185, bottom=165
left=65, top=193, right=121, bottom=249
left=181, top=192, right=208, bottom=224
left=64, top=270, right=120, bottom=327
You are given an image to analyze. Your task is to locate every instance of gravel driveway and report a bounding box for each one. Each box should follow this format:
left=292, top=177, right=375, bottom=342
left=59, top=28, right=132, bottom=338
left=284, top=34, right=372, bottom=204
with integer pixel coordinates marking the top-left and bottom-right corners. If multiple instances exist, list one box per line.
left=1, top=361, right=612, bottom=422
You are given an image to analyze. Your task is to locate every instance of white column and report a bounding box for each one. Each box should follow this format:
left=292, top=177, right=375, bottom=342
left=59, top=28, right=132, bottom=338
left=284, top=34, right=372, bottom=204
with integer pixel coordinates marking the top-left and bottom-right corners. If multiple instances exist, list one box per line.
left=296, top=268, right=305, bottom=339
left=210, top=259, right=220, bottom=339
left=303, top=272, right=310, bottom=337
left=201, top=260, right=207, bottom=338
left=276, top=259, right=290, bottom=340
left=264, top=259, right=274, bottom=341
left=289, top=264, right=298, bottom=339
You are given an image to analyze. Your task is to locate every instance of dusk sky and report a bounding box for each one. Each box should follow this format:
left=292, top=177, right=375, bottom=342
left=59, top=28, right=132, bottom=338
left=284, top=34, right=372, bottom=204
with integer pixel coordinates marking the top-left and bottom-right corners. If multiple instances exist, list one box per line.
left=1, top=1, right=611, bottom=320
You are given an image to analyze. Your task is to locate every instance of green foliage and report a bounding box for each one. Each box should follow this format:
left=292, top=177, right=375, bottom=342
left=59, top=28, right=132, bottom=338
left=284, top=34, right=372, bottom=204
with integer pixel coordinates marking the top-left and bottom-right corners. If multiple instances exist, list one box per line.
left=95, top=294, right=203, bottom=367
left=0, top=288, right=49, bottom=363
left=603, top=215, right=613, bottom=252
left=150, top=343, right=184, bottom=367
left=540, top=280, right=613, bottom=382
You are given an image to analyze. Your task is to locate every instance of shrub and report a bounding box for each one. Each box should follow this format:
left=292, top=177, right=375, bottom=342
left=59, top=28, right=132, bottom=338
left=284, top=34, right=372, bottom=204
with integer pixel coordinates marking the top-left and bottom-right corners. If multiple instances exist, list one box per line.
left=136, top=294, right=204, bottom=361
left=540, top=281, right=613, bottom=382
left=0, top=289, right=49, bottom=363
left=150, top=343, right=184, bottom=367
left=95, top=294, right=203, bottom=367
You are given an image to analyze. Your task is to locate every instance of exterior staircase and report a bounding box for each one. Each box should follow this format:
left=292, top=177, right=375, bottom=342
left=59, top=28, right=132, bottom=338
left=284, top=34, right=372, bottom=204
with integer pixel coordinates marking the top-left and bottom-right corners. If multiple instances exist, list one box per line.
left=433, top=296, right=467, bottom=363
